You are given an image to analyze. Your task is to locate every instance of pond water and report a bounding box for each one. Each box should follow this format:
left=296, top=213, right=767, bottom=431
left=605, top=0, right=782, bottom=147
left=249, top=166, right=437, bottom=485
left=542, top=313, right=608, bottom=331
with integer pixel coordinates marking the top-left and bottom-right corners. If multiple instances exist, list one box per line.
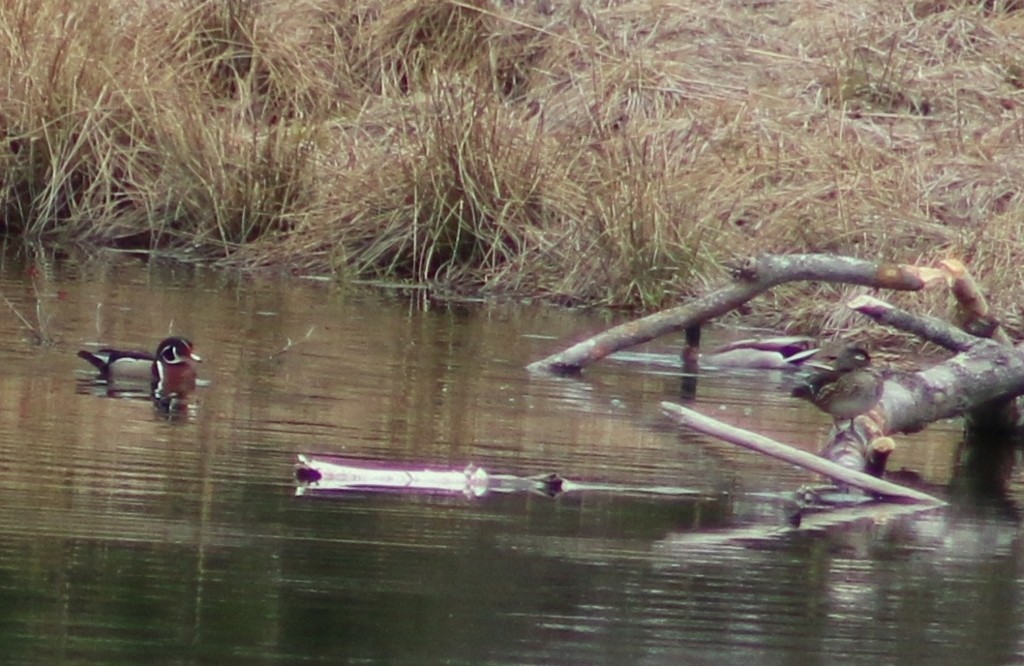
left=0, top=245, right=1021, bottom=665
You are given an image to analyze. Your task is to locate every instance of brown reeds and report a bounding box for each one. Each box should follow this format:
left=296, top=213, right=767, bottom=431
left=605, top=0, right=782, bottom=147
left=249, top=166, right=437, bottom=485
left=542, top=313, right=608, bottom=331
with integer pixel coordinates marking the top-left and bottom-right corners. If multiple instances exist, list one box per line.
left=2, top=0, right=1024, bottom=329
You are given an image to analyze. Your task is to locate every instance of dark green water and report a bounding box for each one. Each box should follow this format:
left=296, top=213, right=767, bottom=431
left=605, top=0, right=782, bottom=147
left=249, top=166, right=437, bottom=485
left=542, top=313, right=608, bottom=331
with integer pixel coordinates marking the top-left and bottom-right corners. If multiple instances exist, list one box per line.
left=0, top=246, right=1019, bottom=665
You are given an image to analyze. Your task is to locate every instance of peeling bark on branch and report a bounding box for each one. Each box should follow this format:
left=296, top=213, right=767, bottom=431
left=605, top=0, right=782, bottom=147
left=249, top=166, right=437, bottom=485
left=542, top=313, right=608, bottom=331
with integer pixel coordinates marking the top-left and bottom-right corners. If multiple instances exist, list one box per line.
left=941, top=258, right=1013, bottom=345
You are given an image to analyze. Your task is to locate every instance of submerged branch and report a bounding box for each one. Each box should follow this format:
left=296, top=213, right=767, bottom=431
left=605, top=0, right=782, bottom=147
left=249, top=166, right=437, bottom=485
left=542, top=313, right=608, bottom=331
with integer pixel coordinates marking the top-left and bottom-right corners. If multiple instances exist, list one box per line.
left=269, top=326, right=316, bottom=360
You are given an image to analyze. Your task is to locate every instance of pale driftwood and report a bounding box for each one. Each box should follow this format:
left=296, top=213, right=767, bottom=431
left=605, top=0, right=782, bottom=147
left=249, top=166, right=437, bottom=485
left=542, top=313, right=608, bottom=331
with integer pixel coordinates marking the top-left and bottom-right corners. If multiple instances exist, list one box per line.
left=528, top=254, right=942, bottom=375
left=660, top=402, right=945, bottom=504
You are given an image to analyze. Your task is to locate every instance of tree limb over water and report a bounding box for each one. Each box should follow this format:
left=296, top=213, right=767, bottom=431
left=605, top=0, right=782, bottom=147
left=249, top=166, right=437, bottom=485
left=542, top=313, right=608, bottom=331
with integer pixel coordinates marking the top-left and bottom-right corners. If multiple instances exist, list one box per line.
left=527, top=253, right=944, bottom=375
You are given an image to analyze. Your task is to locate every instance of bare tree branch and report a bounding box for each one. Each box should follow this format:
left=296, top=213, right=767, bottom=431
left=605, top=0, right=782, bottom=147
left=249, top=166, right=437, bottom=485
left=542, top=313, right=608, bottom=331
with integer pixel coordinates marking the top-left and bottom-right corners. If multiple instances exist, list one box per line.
left=528, top=254, right=943, bottom=375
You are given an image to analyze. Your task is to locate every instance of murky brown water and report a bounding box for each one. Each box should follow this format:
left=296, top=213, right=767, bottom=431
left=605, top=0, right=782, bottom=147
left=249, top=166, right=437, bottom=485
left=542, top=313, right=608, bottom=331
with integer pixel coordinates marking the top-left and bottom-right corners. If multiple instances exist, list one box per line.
left=0, top=245, right=1021, bottom=665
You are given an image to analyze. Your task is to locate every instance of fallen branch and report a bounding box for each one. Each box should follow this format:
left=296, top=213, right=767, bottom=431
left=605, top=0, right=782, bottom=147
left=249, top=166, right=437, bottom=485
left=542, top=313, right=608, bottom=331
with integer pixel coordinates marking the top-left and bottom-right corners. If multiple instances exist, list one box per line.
left=660, top=401, right=944, bottom=504
left=675, top=295, right=1024, bottom=474
left=848, top=295, right=975, bottom=351
left=533, top=253, right=1024, bottom=488
left=528, top=254, right=943, bottom=375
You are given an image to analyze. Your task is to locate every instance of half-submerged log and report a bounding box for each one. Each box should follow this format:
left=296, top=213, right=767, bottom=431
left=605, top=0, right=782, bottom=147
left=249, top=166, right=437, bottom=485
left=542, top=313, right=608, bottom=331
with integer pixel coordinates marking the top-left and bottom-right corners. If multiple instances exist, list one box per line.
left=294, top=455, right=709, bottom=500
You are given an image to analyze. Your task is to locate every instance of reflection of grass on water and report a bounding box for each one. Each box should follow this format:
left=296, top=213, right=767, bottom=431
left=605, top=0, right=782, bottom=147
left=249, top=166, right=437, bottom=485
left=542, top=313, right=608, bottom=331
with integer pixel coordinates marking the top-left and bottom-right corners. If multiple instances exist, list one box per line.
left=3, top=0, right=1024, bottom=330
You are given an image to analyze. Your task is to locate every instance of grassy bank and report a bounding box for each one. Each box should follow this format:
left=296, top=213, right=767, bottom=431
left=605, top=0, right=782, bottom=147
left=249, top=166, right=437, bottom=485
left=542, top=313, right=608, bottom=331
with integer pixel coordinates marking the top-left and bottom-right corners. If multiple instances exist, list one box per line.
left=2, top=0, right=1023, bottom=331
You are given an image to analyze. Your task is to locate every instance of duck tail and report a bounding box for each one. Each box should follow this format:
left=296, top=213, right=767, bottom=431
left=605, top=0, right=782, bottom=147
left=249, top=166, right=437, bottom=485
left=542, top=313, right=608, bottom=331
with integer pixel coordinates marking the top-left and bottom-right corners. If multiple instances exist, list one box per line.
left=77, top=350, right=108, bottom=372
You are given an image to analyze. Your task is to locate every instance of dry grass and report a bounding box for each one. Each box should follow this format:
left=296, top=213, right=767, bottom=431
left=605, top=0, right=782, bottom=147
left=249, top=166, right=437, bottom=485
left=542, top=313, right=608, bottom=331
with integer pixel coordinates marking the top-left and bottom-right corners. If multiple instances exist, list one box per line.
left=3, top=0, right=1024, bottom=331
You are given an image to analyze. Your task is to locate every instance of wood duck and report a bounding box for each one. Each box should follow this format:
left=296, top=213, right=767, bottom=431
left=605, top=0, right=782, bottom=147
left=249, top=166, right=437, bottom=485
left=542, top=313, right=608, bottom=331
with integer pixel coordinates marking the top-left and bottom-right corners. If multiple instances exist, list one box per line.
left=791, top=346, right=883, bottom=421
left=78, top=336, right=201, bottom=394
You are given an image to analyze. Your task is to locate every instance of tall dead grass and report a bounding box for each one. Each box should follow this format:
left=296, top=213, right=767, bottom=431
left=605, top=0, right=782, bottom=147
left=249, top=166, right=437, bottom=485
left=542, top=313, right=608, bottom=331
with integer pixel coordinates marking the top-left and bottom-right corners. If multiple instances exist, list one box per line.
left=2, top=0, right=1024, bottom=329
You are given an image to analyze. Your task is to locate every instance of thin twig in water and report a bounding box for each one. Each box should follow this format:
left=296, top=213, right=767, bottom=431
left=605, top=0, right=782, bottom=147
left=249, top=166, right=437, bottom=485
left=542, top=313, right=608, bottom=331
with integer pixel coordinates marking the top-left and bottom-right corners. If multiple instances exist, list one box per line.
left=35, top=293, right=53, bottom=340
left=2, top=293, right=48, bottom=345
left=270, top=326, right=315, bottom=360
